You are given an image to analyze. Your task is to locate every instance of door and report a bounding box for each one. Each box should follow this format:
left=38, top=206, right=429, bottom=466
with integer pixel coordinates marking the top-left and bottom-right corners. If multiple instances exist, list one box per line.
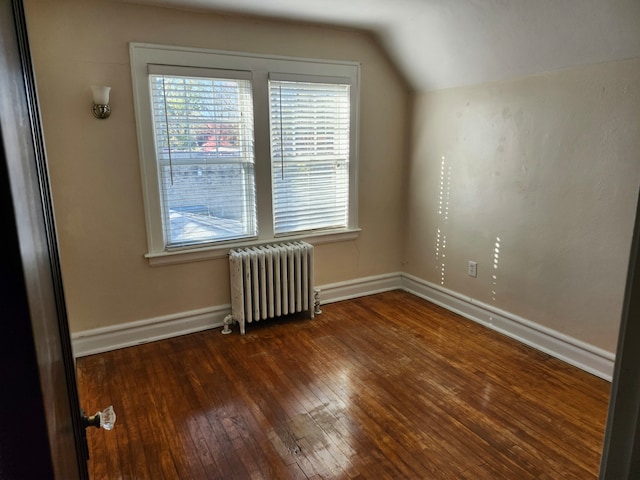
left=0, top=0, right=88, bottom=478
left=599, top=190, right=640, bottom=479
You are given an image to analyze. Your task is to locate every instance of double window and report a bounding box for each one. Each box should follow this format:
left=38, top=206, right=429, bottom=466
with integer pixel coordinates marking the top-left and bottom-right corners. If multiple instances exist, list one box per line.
left=130, top=44, right=359, bottom=264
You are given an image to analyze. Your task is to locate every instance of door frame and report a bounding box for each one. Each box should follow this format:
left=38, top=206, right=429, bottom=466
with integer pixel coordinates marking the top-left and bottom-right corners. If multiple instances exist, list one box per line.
left=0, top=0, right=88, bottom=477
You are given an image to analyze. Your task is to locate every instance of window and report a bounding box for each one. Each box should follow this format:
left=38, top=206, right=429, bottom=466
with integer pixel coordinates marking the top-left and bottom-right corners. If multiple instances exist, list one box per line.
left=149, top=69, right=256, bottom=247
left=269, top=79, right=350, bottom=235
left=130, top=44, right=359, bottom=265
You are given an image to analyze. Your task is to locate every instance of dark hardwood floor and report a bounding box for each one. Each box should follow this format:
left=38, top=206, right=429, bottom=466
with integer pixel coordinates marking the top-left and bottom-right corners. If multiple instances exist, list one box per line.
left=77, top=290, right=610, bottom=479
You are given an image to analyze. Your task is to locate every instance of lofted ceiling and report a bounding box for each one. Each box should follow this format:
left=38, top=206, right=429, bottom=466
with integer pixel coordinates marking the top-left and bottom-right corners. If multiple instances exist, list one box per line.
left=122, top=0, right=640, bottom=91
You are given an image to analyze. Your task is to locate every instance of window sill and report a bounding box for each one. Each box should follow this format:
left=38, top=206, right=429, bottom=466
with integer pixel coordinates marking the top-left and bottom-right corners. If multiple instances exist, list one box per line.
left=144, top=229, right=361, bottom=267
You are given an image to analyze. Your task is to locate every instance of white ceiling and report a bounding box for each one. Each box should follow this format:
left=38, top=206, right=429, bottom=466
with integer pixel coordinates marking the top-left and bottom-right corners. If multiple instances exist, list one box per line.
left=123, top=0, right=640, bottom=91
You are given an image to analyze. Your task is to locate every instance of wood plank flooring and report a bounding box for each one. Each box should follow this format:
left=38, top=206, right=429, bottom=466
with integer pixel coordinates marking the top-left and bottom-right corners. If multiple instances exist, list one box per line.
left=77, top=290, right=610, bottom=479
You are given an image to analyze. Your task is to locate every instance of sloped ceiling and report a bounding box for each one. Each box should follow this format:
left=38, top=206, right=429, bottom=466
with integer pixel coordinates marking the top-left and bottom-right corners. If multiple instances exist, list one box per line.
left=122, top=0, right=640, bottom=91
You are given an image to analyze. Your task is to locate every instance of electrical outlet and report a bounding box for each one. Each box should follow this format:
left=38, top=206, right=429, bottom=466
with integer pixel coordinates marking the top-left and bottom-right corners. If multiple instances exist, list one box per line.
left=468, top=261, right=477, bottom=278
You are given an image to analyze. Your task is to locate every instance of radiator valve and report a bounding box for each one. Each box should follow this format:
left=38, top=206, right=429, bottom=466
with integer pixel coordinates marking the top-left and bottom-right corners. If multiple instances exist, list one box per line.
left=222, top=314, right=234, bottom=335
left=314, top=289, right=322, bottom=315
left=222, top=314, right=233, bottom=335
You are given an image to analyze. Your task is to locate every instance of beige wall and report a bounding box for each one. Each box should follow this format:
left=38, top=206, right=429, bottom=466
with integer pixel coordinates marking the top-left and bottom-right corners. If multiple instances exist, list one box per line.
left=24, top=0, right=640, bottom=356
left=405, top=59, right=640, bottom=352
left=24, top=0, right=408, bottom=332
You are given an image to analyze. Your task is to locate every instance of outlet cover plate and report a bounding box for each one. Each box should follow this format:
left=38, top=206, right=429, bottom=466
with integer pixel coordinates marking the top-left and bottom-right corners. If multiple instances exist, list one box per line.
left=468, top=261, right=477, bottom=278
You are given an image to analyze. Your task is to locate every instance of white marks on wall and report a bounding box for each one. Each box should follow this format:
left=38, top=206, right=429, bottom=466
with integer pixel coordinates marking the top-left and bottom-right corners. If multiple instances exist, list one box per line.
left=491, top=236, right=501, bottom=301
left=435, top=228, right=447, bottom=285
left=438, top=156, right=452, bottom=220
left=435, top=156, right=452, bottom=286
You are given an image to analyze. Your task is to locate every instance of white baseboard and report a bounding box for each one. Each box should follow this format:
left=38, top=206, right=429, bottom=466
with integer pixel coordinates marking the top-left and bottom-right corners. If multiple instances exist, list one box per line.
left=71, top=305, right=229, bottom=358
left=71, top=273, right=403, bottom=358
left=71, top=272, right=615, bottom=381
left=317, top=272, right=403, bottom=304
left=401, top=273, right=615, bottom=381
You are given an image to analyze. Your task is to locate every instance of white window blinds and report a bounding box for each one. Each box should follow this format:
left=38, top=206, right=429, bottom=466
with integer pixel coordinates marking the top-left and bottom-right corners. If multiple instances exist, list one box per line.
left=149, top=69, right=257, bottom=248
left=269, top=80, right=351, bottom=235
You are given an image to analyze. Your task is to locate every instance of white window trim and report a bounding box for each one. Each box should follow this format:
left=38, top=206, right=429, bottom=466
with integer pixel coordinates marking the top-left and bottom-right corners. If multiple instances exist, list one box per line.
left=130, top=43, right=360, bottom=266
left=144, top=229, right=361, bottom=266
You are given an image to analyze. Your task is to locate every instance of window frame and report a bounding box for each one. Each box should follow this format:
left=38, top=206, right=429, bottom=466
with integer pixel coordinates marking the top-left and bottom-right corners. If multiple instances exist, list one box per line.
left=130, top=43, right=360, bottom=266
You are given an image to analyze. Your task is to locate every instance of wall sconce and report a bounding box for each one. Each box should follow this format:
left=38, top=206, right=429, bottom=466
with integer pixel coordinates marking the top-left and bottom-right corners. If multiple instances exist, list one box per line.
left=91, top=85, right=111, bottom=119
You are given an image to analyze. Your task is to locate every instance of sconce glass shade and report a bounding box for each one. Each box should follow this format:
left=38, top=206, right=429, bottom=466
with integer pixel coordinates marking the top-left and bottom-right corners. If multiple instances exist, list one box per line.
left=91, top=85, right=110, bottom=105
left=91, top=85, right=111, bottom=119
